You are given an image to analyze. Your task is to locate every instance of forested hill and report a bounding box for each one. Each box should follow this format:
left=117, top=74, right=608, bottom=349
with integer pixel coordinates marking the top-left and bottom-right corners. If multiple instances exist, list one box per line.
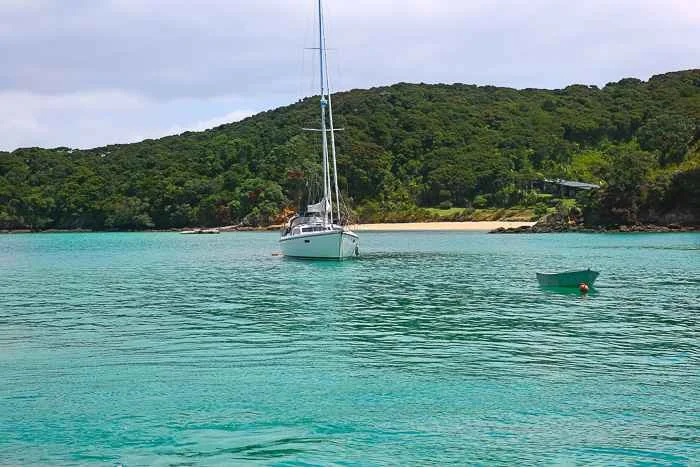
left=1, top=69, right=699, bottom=230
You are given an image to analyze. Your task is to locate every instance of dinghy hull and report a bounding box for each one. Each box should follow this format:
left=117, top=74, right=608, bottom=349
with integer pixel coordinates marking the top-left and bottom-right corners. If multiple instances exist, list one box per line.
left=536, top=269, right=599, bottom=287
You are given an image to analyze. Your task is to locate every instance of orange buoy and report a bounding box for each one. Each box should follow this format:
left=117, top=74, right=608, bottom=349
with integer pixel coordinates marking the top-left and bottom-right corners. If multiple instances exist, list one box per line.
left=579, top=283, right=589, bottom=294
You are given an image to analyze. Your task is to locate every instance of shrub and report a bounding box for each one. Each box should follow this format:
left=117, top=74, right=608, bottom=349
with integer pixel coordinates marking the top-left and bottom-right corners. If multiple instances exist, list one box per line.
left=533, top=203, right=549, bottom=218
left=473, top=195, right=488, bottom=208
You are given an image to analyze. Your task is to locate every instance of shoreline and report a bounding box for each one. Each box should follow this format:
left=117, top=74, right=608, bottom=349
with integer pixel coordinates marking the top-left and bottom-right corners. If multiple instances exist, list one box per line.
left=352, top=221, right=535, bottom=231
left=491, top=223, right=699, bottom=234
left=3, top=221, right=698, bottom=234
left=0, top=221, right=535, bottom=234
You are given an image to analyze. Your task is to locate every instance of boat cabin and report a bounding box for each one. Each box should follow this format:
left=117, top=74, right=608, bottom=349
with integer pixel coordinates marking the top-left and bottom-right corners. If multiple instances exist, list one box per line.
left=282, top=212, right=345, bottom=237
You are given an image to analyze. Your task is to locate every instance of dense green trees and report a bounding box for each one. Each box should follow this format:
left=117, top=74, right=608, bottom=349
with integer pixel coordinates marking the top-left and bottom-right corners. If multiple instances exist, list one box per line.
left=0, top=69, right=698, bottom=229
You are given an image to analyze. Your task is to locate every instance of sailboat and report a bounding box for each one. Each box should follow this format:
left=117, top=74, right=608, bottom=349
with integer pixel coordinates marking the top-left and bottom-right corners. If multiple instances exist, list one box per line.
left=279, top=0, right=359, bottom=259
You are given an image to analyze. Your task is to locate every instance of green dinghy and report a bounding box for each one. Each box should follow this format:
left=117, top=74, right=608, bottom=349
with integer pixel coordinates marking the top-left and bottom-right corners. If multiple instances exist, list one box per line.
left=536, top=269, right=599, bottom=287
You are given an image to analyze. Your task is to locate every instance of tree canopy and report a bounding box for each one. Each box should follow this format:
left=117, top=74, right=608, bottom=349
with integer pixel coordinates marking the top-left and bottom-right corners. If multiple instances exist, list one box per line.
left=1, top=69, right=698, bottom=229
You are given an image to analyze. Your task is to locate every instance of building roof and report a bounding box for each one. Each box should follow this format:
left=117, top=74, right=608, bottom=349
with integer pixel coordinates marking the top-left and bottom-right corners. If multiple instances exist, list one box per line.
left=544, top=178, right=600, bottom=190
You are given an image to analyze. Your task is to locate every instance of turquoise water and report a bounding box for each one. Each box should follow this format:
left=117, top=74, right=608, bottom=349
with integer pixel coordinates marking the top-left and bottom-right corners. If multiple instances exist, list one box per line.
left=0, top=231, right=698, bottom=465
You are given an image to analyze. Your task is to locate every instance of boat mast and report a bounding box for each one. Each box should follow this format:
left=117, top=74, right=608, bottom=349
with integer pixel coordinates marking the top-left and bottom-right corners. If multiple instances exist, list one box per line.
left=325, top=56, right=341, bottom=224
left=317, top=0, right=332, bottom=225
left=319, top=0, right=341, bottom=224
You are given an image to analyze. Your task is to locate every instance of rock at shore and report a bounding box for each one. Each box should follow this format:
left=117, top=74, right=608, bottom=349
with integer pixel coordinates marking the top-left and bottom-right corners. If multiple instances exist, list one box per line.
left=489, top=210, right=698, bottom=234
left=491, top=210, right=581, bottom=233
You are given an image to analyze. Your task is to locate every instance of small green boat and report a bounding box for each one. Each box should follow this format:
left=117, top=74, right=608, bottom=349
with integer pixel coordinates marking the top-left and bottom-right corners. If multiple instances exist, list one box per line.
left=536, top=269, right=599, bottom=287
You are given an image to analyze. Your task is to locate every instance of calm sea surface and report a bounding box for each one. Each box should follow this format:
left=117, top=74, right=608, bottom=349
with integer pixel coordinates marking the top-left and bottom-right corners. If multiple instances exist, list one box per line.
left=0, top=231, right=698, bottom=465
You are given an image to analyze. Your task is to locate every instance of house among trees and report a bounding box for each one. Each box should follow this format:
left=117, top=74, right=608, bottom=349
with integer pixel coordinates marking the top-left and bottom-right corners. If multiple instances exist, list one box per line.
left=534, top=179, right=601, bottom=198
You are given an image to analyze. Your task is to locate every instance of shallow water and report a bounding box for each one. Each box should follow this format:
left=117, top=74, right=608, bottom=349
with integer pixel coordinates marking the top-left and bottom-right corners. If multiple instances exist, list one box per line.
left=0, top=231, right=698, bottom=465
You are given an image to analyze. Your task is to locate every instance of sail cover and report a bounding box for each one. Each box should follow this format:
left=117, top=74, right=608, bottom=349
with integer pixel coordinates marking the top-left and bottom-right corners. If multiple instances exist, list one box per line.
left=307, top=198, right=330, bottom=214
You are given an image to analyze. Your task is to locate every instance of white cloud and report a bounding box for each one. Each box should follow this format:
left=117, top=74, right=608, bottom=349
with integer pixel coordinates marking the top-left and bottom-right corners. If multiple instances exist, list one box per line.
left=0, top=90, right=146, bottom=112
left=166, top=110, right=255, bottom=134
left=0, top=0, right=698, bottom=150
left=0, top=90, right=144, bottom=149
left=0, top=89, right=260, bottom=150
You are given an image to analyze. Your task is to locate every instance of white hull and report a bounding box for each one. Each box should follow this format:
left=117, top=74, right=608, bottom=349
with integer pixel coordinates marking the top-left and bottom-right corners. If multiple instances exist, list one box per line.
left=280, top=230, right=359, bottom=259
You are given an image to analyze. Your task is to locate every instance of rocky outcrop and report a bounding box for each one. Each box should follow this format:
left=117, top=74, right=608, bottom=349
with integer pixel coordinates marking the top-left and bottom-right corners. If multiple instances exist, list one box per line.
left=490, top=209, right=699, bottom=234
left=491, top=209, right=581, bottom=233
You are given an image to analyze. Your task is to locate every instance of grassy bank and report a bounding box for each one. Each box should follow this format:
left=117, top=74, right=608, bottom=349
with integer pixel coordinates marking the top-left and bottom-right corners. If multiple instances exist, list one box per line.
left=423, top=207, right=536, bottom=222
left=355, top=205, right=538, bottom=223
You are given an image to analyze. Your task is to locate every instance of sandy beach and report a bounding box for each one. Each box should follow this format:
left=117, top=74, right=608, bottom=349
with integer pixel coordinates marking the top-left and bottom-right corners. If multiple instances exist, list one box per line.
left=352, top=221, right=535, bottom=231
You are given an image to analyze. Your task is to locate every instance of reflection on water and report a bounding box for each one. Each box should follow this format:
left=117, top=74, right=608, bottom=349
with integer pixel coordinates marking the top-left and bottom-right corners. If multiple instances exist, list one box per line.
left=0, top=232, right=698, bottom=465
left=538, top=285, right=599, bottom=296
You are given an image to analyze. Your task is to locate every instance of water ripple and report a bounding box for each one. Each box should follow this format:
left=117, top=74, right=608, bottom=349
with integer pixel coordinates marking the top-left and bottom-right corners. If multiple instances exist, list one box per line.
left=0, top=231, right=698, bottom=465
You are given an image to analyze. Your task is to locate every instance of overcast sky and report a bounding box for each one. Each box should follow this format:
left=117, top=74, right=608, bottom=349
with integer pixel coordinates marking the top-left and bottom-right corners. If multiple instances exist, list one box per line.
left=1, top=0, right=698, bottom=151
